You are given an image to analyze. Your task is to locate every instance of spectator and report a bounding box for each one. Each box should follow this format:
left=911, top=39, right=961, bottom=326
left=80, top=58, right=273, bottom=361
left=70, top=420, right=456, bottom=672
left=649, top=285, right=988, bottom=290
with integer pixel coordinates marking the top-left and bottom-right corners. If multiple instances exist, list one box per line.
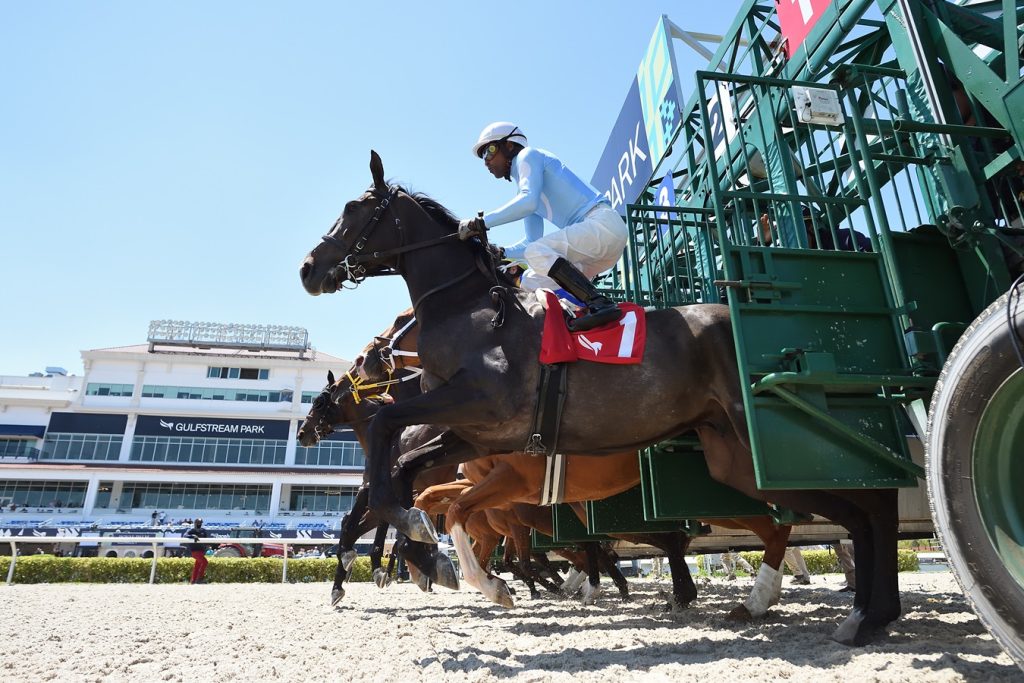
left=759, top=206, right=871, bottom=252
left=722, top=550, right=754, bottom=580
left=784, top=547, right=812, bottom=585
left=158, top=511, right=167, bottom=525
left=183, top=518, right=212, bottom=584
left=151, top=510, right=159, bottom=527
left=834, top=540, right=856, bottom=592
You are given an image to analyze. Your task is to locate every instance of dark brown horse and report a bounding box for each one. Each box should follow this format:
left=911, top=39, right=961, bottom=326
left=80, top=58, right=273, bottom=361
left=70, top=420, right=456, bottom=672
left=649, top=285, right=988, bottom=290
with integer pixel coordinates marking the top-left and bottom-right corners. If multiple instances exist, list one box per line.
left=298, top=151, right=901, bottom=645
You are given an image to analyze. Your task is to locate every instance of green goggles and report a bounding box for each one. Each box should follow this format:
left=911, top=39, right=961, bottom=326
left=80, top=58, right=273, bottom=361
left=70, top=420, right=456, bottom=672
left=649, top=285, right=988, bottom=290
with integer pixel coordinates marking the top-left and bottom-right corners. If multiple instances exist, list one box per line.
left=481, top=143, right=500, bottom=162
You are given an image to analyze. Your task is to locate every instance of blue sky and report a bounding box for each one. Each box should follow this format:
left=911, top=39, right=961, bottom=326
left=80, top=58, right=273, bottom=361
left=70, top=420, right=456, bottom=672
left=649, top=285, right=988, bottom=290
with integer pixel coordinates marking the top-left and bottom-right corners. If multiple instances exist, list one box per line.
left=0, top=2, right=739, bottom=376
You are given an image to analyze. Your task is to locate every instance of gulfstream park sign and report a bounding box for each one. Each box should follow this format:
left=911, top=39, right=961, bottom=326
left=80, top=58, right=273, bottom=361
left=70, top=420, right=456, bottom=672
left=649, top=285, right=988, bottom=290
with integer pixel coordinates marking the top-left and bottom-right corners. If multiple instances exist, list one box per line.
left=135, top=415, right=289, bottom=440
left=159, top=419, right=265, bottom=435
left=591, top=16, right=683, bottom=211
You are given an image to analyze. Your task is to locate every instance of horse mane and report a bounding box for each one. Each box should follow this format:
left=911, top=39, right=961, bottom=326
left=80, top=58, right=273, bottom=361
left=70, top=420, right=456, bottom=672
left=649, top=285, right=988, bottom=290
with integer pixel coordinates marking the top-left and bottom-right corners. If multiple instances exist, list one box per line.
left=389, top=183, right=459, bottom=232
left=388, top=183, right=519, bottom=288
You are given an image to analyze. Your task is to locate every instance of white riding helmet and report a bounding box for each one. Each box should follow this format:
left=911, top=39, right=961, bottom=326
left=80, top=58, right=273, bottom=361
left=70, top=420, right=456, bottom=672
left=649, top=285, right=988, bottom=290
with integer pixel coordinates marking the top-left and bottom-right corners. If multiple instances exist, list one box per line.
left=471, top=122, right=528, bottom=158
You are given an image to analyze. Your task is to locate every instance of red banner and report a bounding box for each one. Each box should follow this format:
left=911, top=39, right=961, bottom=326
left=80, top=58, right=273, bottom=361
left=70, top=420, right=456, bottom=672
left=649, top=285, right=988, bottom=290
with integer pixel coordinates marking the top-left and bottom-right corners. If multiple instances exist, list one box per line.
left=776, top=0, right=833, bottom=57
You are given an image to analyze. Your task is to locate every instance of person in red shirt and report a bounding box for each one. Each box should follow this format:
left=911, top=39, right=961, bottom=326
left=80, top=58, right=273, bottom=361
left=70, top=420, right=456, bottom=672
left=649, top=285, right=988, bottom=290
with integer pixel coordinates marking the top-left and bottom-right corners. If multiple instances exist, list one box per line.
left=183, top=518, right=211, bottom=584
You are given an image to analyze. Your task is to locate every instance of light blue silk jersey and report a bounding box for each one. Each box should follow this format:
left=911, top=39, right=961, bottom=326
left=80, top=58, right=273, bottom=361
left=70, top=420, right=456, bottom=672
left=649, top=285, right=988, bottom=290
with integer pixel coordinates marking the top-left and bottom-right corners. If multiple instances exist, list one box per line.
left=483, top=147, right=606, bottom=260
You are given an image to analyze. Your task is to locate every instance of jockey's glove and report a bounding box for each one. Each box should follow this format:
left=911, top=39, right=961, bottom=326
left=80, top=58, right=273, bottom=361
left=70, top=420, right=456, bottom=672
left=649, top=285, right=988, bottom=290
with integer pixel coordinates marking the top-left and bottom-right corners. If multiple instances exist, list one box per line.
left=458, top=215, right=486, bottom=241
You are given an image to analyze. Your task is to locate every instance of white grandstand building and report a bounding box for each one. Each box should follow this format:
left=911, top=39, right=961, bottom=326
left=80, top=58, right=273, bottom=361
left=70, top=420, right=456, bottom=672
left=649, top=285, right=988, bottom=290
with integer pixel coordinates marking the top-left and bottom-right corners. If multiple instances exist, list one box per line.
left=0, top=321, right=362, bottom=544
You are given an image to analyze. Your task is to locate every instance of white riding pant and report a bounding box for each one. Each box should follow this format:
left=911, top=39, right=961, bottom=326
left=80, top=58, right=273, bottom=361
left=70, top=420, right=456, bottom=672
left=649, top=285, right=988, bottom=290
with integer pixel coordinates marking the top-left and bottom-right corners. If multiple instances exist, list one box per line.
left=519, top=204, right=628, bottom=291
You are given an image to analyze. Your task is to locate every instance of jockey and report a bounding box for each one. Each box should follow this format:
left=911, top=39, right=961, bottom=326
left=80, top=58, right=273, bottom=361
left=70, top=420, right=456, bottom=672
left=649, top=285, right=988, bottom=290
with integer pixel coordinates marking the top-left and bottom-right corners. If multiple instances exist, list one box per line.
left=458, top=121, right=628, bottom=332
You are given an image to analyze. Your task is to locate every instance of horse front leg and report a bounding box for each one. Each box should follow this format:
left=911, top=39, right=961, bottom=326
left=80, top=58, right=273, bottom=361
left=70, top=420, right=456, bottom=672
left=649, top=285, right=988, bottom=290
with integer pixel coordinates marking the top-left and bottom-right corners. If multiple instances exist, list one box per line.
left=581, top=543, right=604, bottom=605
left=446, top=479, right=517, bottom=608
left=331, top=484, right=373, bottom=605
left=366, top=383, right=496, bottom=543
left=369, top=521, right=392, bottom=589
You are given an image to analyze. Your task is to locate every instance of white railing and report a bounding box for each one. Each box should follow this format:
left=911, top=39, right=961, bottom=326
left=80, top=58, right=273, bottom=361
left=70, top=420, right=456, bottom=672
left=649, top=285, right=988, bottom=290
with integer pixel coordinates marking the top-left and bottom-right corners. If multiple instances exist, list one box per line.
left=3, top=537, right=337, bottom=586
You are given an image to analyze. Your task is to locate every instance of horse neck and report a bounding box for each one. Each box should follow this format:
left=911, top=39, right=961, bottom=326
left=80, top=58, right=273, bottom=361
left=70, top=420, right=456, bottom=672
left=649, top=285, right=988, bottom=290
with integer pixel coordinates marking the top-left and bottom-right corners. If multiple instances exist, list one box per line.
left=394, top=198, right=494, bottom=316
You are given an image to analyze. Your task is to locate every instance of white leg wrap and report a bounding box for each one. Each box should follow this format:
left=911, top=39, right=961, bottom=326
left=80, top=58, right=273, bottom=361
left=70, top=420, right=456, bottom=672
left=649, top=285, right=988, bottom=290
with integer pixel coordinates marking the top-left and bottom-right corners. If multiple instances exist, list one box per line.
left=742, top=564, right=779, bottom=617
left=832, top=608, right=867, bottom=645
left=769, top=562, right=785, bottom=606
left=581, top=580, right=602, bottom=606
left=450, top=524, right=481, bottom=591
left=562, top=568, right=587, bottom=596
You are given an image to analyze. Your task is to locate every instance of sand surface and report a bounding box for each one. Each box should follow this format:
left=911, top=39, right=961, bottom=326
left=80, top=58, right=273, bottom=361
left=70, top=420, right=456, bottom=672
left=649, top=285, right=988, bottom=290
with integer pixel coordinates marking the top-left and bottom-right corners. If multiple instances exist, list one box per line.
left=0, top=572, right=1017, bottom=682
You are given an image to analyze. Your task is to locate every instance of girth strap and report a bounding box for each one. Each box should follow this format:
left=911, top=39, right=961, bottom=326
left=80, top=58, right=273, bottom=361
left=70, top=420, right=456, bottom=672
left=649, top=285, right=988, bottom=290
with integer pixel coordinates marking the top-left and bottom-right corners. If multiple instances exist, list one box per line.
left=525, top=363, right=570, bottom=506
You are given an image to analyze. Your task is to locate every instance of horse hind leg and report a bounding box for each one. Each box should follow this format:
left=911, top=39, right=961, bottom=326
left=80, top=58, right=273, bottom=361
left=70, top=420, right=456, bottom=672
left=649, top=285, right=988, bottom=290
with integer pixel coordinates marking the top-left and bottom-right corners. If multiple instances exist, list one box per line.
left=833, top=488, right=901, bottom=645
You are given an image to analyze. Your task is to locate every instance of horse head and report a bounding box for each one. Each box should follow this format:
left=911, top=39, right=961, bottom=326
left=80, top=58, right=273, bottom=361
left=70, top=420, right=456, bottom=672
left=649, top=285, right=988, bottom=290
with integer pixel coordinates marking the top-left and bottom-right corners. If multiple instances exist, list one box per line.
left=299, top=151, right=401, bottom=294
left=359, top=308, right=420, bottom=380
left=296, top=370, right=345, bottom=447
left=300, top=151, right=487, bottom=301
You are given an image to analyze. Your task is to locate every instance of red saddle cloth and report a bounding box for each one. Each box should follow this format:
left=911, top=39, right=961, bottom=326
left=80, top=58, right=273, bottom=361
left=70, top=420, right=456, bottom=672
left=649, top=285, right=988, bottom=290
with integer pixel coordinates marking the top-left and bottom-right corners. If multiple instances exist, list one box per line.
left=538, top=290, right=646, bottom=365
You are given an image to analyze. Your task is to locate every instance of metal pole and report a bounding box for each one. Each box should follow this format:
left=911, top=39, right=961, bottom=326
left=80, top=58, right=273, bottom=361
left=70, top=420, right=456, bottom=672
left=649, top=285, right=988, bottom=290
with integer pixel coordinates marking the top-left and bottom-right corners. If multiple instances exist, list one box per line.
left=149, top=542, right=158, bottom=584
left=282, top=543, right=288, bottom=583
left=6, top=541, right=16, bottom=585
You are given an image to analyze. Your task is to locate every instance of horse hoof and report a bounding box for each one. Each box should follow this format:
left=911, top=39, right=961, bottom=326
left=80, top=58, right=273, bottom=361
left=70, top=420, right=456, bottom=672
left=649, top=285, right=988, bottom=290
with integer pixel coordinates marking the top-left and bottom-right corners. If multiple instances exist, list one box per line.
left=725, top=604, right=753, bottom=622
left=831, top=608, right=867, bottom=646
left=433, top=554, right=460, bottom=591
left=372, top=568, right=392, bottom=589
left=339, top=550, right=357, bottom=571
left=581, top=582, right=602, bottom=606
left=330, top=587, right=345, bottom=606
left=561, top=569, right=586, bottom=597
left=492, top=580, right=515, bottom=608
left=404, top=508, right=439, bottom=544
left=415, top=572, right=431, bottom=592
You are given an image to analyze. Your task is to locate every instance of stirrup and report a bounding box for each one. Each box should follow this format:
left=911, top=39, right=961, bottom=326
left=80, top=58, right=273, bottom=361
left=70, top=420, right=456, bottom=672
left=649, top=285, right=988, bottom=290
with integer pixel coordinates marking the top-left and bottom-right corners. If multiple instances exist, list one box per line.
left=567, top=304, right=623, bottom=332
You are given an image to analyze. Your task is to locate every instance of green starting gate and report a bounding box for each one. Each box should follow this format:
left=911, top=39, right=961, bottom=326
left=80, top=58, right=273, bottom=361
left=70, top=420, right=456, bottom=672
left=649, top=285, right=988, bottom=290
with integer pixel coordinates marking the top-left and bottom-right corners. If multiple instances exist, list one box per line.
left=562, top=0, right=1024, bottom=666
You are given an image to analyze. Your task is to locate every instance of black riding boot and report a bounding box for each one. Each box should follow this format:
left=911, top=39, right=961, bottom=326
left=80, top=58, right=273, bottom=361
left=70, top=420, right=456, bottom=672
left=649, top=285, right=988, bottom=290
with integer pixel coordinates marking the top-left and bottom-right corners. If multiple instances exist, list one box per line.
left=547, top=257, right=622, bottom=332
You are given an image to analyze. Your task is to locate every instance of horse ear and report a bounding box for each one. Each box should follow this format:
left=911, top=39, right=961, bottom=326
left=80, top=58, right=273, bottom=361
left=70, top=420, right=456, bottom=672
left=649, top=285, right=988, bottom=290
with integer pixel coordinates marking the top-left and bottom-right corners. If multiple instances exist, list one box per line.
left=327, top=370, right=335, bottom=385
left=370, top=150, right=386, bottom=193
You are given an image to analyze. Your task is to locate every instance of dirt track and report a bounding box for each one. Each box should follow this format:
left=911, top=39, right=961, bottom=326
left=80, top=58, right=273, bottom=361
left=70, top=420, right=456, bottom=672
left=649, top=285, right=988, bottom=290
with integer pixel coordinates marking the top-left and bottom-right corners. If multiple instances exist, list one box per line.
left=0, top=571, right=1017, bottom=681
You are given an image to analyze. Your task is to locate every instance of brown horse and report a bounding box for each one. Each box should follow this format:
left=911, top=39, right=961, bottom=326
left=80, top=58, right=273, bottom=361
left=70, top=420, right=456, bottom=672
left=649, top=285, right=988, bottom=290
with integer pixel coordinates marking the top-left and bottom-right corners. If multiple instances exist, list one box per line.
left=298, top=152, right=901, bottom=645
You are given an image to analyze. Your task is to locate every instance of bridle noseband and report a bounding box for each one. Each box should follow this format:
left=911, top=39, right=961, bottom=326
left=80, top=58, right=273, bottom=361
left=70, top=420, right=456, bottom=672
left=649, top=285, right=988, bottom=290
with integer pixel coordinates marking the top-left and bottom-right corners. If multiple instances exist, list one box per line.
left=321, top=187, right=401, bottom=285
left=320, top=186, right=461, bottom=288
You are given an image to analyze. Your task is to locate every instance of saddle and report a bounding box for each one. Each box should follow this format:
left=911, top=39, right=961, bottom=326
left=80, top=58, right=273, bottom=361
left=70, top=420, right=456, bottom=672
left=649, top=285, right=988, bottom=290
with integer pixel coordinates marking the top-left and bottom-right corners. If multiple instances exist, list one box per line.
left=528, top=290, right=647, bottom=505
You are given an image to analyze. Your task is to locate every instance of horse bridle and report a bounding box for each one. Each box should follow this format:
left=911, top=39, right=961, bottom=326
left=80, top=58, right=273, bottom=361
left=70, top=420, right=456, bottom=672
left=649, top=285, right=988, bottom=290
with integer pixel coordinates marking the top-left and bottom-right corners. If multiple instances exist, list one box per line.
left=370, top=315, right=420, bottom=375
left=320, top=186, right=459, bottom=286
left=320, top=184, right=509, bottom=324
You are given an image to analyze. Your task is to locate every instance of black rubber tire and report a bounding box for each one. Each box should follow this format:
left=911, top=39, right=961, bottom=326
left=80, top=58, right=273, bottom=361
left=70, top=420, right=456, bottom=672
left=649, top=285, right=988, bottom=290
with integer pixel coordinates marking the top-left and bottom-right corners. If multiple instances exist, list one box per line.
left=927, top=292, right=1024, bottom=670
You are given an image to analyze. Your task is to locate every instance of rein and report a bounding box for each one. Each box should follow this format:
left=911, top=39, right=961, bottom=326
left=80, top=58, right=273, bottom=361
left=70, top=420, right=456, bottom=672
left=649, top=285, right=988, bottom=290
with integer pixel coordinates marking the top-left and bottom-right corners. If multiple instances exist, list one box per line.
left=321, top=184, right=509, bottom=325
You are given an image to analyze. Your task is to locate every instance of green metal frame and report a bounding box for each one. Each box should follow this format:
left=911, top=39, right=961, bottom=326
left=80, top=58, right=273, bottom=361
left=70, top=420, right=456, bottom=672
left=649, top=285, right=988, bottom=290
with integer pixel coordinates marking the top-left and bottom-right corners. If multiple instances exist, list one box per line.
left=602, top=0, right=1023, bottom=497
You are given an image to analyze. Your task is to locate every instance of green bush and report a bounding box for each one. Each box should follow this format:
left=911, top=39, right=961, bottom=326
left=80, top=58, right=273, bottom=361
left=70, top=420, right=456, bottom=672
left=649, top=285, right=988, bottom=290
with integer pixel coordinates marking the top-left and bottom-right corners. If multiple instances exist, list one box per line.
left=0, top=555, right=374, bottom=584
left=693, top=549, right=919, bottom=575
